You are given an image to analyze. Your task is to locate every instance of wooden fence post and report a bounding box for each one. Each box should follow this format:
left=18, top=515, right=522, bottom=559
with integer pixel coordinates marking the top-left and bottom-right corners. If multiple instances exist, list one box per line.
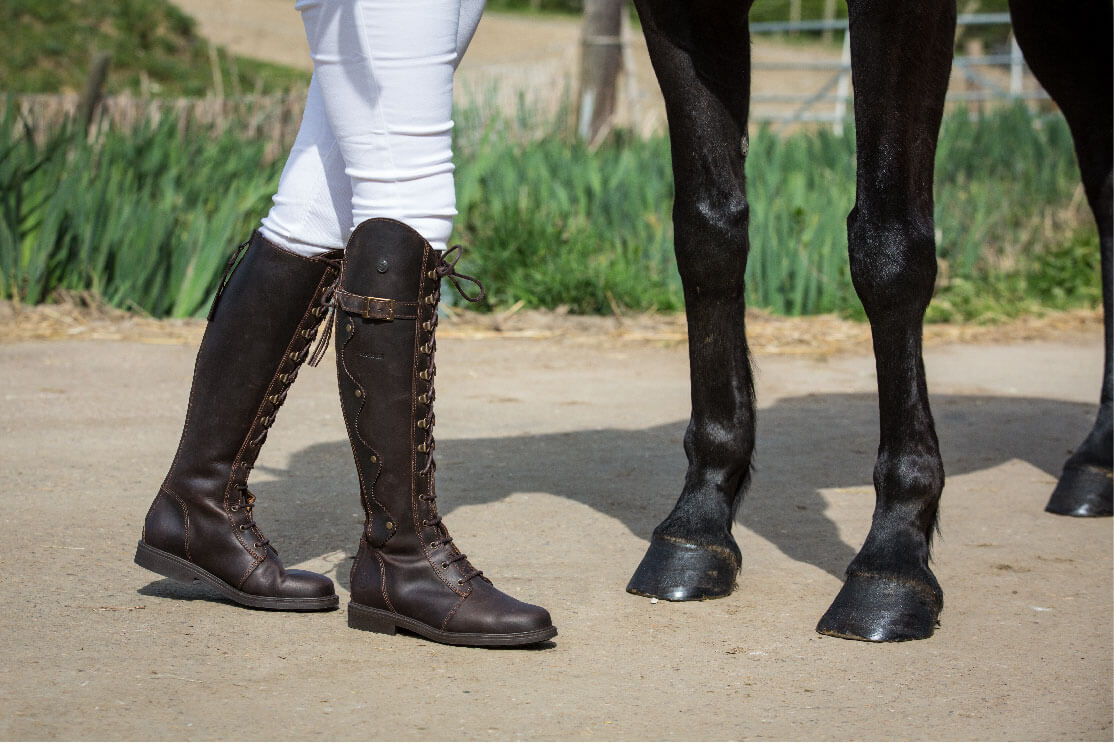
left=577, top=0, right=625, bottom=145
left=77, top=52, right=111, bottom=132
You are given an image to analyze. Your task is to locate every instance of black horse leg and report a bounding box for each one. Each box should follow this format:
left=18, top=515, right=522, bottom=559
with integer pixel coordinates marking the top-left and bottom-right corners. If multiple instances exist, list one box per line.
left=626, top=0, right=755, bottom=601
left=1009, top=1, right=1114, bottom=517
left=815, top=2, right=956, bottom=641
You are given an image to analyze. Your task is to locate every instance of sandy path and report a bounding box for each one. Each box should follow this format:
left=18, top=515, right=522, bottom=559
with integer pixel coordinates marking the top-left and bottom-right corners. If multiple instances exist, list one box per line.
left=0, top=327, right=1110, bottom=739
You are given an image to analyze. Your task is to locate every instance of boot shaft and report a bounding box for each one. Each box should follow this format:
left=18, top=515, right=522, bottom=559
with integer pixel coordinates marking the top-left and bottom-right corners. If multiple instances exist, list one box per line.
left=336, top=220, right=556, bottom=643
left=162, top=233, right=341, bottom=503
left=335, top=219, right=439, bottom=553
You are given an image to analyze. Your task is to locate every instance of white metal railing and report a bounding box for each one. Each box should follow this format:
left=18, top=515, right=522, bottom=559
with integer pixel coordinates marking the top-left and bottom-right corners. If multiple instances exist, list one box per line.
left=748, top=12, right=1049, bottom=130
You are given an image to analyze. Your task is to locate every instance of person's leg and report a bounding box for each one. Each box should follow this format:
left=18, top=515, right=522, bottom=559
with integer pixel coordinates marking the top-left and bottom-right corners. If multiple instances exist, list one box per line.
left=262, top=0, right=486, bottom=256
left=277, top=0, right=551, bottom=645
left=259, top=75, right=353, bottom=257
left=300, top=0, right=459, bottom=250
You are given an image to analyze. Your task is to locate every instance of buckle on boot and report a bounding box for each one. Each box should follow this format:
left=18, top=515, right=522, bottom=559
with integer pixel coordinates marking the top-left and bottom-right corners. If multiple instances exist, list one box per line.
left=336, top=289, right=396, bottom=320
left=363, top=297, right=395, bottom=320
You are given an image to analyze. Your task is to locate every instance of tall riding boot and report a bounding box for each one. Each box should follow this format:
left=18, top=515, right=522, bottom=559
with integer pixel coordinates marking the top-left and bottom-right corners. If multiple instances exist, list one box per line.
left=335, top=218, right=556, bottom=646
left=135, top=232, right=342, bottom=611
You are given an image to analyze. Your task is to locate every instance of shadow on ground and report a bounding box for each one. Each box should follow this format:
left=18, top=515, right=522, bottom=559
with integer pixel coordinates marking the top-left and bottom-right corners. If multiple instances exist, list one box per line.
left=139, top=392, right=1095, bottom=599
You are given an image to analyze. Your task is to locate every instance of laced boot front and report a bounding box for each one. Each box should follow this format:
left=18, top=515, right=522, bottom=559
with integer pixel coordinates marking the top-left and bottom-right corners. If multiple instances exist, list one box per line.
left=135, top=232, right=341, bottom=610
left=334, top=218, right=556, bottom=646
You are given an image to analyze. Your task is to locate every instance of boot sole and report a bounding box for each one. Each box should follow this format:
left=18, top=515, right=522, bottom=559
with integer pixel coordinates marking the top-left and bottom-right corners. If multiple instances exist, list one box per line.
left=134, top=541, right=339, bottom=612
left=348, top=601, right=557, bottom=647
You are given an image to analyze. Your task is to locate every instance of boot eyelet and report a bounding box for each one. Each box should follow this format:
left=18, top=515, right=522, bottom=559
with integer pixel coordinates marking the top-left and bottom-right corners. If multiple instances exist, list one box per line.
left=421, top=519, right=428, bottom=526
left=230, top=505, right=239, bottom=512
left=430, top=542, right=437, bottom=549
left=456, top=579, right=464, bottom=585
left=441, top=562, right=448, bottom=569
left=239, top=524, right=248, bottom=531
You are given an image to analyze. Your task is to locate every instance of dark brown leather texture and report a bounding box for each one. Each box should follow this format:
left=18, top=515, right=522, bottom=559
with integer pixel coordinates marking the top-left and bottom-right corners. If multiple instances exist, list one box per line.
left=137, top=232, right=341, bottom=610
left=337, top=218, right=556, bottom=645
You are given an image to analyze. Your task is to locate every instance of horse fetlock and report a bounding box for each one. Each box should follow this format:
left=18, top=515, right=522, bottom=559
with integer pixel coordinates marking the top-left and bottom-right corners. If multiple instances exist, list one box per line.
left=872, top=446, right=944, bottom=526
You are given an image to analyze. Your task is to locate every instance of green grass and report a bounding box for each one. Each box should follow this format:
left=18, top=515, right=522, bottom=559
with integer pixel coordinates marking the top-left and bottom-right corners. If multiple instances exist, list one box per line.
left=0, top=101, right=1100, bottom=322
left=452, top=103, right=1097, bottom=320
left=0, top=108, right=282, bottom=316
left=2, top=0, right=308, bottom=96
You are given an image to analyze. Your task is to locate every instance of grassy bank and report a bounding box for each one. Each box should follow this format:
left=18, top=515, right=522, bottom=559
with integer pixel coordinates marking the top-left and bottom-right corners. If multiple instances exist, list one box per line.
left=4, top=0, right=307, bottom=96
left=0, top=102, right=1099, bottom=321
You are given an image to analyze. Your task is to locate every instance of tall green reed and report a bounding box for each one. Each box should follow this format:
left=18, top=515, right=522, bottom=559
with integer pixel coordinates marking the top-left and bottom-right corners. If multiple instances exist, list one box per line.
left=0, top=101, right=1094, bottom=319
left=0, top=105, right=281, bottom=316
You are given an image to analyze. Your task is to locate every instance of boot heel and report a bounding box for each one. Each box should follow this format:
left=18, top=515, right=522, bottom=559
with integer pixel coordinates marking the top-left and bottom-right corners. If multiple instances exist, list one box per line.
left=134, top=541, right=199, bottom=584
left=348, top=603, right=397, bottom=635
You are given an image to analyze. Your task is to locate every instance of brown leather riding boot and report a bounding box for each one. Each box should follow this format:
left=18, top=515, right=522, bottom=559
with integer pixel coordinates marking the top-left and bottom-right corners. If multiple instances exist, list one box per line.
left=335, top=218, right=556, bottom=645
left=135, top=232, right=342, bottom=611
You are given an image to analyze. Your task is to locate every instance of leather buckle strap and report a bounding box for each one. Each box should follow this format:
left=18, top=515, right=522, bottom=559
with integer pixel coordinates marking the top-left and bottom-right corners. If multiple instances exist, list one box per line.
left=335, top=289, right=418, bottom=320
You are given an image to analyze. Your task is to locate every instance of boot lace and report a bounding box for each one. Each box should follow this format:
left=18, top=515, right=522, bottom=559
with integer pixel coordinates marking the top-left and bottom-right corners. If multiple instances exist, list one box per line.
left=418, top=245, right=485, bottom=583
left=230, top=487, right=271, bottom=553
left=308, top=256, right=344, bottom=367
left=227, top=251, right=341, bottom=556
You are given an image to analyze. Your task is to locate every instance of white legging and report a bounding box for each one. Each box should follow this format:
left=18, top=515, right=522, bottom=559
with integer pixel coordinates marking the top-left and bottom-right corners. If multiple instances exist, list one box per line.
left=259, top=0, right=485, bottom=255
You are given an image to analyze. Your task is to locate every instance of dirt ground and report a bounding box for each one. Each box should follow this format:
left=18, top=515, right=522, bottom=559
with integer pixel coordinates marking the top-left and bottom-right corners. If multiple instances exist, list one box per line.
left=0, top=309, right=1111, bottom=740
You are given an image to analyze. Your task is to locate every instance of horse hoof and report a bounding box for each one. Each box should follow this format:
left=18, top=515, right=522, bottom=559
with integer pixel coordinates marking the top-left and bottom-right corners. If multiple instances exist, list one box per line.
left=1046, top=465, right=1113, bottom=517
left=816, top=573, right=941, bottom=642
left=626, top=535, right=740, bottom=601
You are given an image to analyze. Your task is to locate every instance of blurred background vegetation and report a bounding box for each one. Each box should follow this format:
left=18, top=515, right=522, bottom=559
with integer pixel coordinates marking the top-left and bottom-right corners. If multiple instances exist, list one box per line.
left=0, top=0, right=1100, bottom=323
left=3, top=0, right=305, bottom=95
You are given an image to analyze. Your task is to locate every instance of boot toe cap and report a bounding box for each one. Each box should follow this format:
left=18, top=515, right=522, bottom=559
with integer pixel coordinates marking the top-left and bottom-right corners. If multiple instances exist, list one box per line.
left=446, top=582, right=554, bottom=636
left=281, top=568, right=338, bottom=599
left=243, top=559, right=336, bottom=600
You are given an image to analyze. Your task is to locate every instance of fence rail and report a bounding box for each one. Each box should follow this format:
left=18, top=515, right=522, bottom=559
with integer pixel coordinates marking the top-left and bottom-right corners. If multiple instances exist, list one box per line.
left=747, top=12, right=1049, bottom=129
left=9, top=12, right=1051, bottom=146
left=10, top=91, right=308, bottom=160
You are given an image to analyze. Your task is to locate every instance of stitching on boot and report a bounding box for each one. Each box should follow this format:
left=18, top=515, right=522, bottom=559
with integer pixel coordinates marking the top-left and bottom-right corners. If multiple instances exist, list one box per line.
left=375, top=551, right=396, bottom=613
left=337, top=258, right=392, bottom=533
left=156, top=485, right=193, bottom=561
left=237, top=557, right=264, bottom=591
left=441, top=594, right=467, bottom=632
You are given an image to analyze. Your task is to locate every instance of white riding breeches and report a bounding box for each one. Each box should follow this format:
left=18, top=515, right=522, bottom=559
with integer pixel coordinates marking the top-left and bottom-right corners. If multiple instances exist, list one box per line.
left=259, top=0, right=485, bottom=255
